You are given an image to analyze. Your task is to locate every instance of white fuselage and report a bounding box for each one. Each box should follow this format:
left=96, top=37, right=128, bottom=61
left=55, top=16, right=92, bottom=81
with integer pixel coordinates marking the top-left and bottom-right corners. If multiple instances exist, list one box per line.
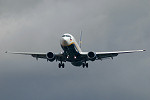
left=60, top=33, right=83, bottom=66
left=60, top=33, right=82, bottom=53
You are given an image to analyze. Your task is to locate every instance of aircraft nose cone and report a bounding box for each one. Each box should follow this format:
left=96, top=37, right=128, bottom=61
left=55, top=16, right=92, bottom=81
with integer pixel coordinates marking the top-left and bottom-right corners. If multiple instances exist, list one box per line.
left=61, top=37, right=70, bottom=46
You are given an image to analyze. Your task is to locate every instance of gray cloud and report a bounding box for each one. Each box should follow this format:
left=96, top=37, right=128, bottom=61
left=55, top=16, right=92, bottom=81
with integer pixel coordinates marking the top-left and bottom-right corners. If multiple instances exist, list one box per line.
left=0, top=0, right=41, bottom=15
left=0, top=0, right=150, bottom=100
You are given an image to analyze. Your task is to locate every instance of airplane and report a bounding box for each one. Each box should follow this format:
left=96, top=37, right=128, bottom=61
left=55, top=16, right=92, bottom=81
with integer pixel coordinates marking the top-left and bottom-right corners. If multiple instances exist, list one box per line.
left=6, top=33, right=146, bottom=68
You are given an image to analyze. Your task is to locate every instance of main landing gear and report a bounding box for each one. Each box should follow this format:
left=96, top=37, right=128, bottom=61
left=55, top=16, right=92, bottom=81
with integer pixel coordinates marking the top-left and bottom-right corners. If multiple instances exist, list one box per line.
left=58, top=61, right=65, bottom=68
left=82, top=62, right=88, bottom=68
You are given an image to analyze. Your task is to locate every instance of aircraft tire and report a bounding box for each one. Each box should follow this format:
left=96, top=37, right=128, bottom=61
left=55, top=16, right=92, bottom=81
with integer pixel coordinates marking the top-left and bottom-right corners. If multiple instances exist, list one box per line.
left=82, top=63, right=85, bottom=68
left=86, top=63, right=88, bottom=68
left=58, top=63, right=61, bottom=68
left=62, top=63, right=65, bottom=68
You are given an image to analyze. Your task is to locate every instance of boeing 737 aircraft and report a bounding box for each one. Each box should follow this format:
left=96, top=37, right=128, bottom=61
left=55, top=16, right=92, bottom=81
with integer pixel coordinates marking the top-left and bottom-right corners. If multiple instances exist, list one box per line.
left=6, top=33, right=145, bottom=68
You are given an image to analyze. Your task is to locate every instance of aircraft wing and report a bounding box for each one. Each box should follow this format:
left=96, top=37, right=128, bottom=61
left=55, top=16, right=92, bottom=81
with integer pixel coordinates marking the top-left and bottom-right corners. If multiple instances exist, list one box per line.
left=80, top=50, right=146, bottom=60
left=5, top=51, right=64, bottom=61
left=7, top=52, right=47, bottom=59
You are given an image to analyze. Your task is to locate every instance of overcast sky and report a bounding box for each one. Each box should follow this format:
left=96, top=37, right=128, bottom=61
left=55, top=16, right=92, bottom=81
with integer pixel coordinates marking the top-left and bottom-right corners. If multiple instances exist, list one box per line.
left=0, top=0, right=150, bottom=100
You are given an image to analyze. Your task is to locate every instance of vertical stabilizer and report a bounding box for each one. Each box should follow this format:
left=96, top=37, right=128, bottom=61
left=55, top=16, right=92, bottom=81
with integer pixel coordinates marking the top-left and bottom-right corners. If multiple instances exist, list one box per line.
left=79, top=31, right=82, bottom=48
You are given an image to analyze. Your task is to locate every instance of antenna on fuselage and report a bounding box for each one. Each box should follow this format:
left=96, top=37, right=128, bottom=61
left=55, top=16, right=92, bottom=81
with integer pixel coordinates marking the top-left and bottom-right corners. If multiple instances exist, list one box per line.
left=79, top=30, right=82, bottom=48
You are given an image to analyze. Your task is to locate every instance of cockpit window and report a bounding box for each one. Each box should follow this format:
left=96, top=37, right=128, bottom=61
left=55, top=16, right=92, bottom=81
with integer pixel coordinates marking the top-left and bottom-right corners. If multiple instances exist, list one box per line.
left=62, top=35, right=71, bottom=38
left=66, top=35, right=71, bottom=37
left=62, top=35, right=65, bottom=37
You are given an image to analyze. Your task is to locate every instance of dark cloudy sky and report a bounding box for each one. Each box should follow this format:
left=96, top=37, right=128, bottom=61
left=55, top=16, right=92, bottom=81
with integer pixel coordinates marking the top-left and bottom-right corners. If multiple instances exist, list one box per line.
left=0, top=0, right=150, bottom=100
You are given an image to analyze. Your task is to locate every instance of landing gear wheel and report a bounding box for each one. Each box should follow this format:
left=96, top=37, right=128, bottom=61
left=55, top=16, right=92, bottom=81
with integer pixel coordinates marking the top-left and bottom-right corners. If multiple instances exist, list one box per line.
left=62, top=63, right=65, bottom=68
left=82, top=63, right=85, bottom=68
left=82, top=62, right=88, bottom=68
left=58, top=63, right=61, bottom=68
left=86, top=63, right=88, bottom=68
left=58, top=62, right=65, bottom=68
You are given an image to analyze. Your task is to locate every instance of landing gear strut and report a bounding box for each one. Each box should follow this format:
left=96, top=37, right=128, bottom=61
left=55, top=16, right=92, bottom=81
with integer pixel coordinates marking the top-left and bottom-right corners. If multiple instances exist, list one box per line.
left=58, top=61, right=65, bottom=68
left=82, top=62, right=88, bottom=68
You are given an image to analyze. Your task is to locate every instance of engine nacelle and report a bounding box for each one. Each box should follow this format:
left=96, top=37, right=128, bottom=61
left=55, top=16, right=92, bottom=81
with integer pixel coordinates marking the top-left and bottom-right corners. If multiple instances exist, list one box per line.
left=46, top=52, right=55, bottom=62
left=88, top=51, right=96, bottom=61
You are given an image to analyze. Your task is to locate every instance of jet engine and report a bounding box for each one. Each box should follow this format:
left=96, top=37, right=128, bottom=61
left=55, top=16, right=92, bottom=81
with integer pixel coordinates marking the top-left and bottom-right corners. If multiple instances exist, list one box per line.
left=87, top=51, right=96, bottom=61
left=46, top=52, right=55, bottom=62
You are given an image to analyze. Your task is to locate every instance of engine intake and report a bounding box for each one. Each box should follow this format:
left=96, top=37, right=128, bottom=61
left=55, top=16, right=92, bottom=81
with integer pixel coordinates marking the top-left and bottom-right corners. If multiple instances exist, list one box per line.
left=88, top=51, right=96, bottom=61
left=46, top=52, right=55, bottom=62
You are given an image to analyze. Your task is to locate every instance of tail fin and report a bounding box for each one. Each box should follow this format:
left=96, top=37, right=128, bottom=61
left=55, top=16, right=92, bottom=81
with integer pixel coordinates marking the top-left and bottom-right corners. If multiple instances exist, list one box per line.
left=79, top=30, right=82, bottom=48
